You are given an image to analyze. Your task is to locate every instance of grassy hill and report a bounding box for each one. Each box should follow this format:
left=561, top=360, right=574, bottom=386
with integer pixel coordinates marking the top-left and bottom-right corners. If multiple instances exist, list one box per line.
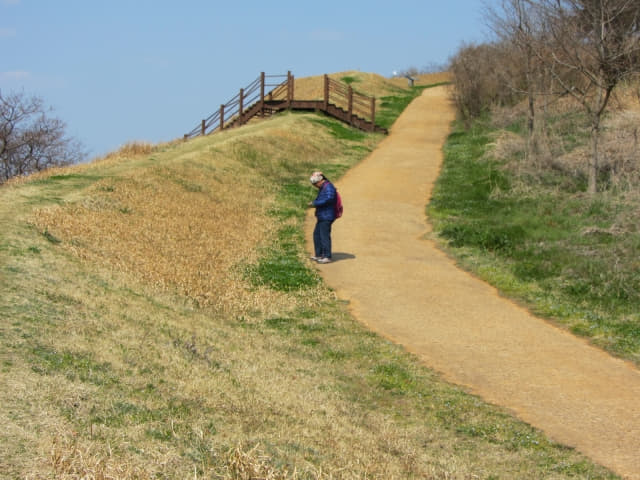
left=0, top=73, right=617, bottom=479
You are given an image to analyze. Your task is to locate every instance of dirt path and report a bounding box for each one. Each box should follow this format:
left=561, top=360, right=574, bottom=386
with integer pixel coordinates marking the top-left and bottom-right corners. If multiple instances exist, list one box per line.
left=307, top=86, right=640, bottom=479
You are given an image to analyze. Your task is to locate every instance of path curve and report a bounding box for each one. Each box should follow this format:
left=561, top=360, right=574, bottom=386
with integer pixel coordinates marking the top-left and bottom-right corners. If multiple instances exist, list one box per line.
left=307, top=86, right=640, bottom=479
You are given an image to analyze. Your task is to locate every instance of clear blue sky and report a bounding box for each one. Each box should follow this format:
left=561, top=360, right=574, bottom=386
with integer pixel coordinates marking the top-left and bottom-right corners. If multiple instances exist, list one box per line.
left=1, top=0, right=493, bottom=158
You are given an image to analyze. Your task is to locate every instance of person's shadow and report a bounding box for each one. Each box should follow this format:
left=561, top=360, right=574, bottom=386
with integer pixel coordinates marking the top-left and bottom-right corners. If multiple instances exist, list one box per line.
left=331, top=252, right=356, bottom=262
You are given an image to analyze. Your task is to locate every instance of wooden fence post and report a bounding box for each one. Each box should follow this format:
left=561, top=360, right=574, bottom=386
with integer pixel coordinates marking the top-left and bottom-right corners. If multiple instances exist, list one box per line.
left=220, top=104, right=225, bottom=130
left=201, top=119, right=206, bottom=136
left=260, top=72, right=265, bottom=116
left=348, top=86, right=353, bottom=124
left=323, top=74, right=329, bottom=111
left=239, top=88, right=244, bottom=126
left=371, top=97, right=376, bottom=132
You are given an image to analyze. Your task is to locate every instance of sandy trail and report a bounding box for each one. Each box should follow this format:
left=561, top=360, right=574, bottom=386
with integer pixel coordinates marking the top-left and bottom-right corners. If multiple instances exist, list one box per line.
left=307, top=86, right=640, bottom=479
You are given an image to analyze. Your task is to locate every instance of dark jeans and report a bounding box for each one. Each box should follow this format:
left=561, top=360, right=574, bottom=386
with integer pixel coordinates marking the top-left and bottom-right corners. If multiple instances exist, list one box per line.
left=313, top=219, right=333, bottom=258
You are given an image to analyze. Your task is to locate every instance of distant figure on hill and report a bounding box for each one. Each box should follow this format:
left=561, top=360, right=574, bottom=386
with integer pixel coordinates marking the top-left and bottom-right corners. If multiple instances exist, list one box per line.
left=307, top=171, right=337, bottom=264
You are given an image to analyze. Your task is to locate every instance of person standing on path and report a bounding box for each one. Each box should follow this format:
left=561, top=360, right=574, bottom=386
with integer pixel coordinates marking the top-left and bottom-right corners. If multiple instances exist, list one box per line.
left=308, top=171, right=337, bottom=264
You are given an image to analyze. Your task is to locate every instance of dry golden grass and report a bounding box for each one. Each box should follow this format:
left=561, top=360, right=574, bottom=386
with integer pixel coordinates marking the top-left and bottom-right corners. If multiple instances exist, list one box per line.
left=106, top=140, right=156, bottom=157
left=610, top=77, right=640, bottom=112
left=489, top=77, right=640, bottom=193
left=33, top=163, right=269, bottom=312
left=294, top=71, right=451, bottom=104
left=31, top=116, right=349, bottom=316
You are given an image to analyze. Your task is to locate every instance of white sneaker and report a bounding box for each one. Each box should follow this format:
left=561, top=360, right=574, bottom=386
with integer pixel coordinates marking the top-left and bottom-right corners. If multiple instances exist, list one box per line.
left=317, top=257, right=332, bottom=264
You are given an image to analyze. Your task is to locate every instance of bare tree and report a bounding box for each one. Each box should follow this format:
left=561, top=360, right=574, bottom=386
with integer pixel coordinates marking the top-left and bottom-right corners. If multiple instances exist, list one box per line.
left=484, top=0, right=551, bottom=160
left=1, top=90, right=85, bottom=184
left=449, top=42, right=508, bottom=124
left=534, top=0, right=640, bottom=193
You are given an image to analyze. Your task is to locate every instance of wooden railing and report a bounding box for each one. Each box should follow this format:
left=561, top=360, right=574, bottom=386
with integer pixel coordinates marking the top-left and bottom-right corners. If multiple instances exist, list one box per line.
left=184, top=72, right=386, bottom=140
left=184, top=72, right=293, bottom=139
left=323, top=75, right=376, bottom=125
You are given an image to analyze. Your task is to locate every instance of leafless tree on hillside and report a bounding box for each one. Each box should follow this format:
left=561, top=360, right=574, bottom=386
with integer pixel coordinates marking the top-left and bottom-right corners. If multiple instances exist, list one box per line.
left=533, top=0, right=640, bottom=193
left=1, top=90, right=85, bottom=184
left=449, top=42, right=507, bottom=124
left=484, top=0, right=553, bottom=161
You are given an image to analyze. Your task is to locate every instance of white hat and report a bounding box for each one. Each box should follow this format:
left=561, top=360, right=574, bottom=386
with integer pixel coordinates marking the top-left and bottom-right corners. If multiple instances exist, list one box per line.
left=309, top=172, right=323, bottom=184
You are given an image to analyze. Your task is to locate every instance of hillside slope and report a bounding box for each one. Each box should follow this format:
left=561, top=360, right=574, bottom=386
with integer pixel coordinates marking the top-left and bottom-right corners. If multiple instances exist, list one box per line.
left=0, top=73, right=616, bottom=479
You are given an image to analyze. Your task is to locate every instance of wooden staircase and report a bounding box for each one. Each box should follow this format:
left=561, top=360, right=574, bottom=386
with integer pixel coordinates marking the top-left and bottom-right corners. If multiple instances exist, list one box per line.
left=184, top=72, right=388, bottom=140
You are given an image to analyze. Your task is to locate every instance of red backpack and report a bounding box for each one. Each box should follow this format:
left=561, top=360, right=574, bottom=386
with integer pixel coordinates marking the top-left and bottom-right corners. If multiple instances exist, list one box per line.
left=334, top=190, right=343, bottom=219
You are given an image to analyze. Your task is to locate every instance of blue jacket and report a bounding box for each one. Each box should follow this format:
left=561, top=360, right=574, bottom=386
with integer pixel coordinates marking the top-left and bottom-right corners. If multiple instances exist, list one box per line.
left=312, top=181, right=337, bottom=221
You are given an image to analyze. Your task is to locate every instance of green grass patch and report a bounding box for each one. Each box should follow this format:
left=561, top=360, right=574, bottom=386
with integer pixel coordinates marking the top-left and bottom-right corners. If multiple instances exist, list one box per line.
left=247, top=224, right=319, bottom=292
left=249, top=248, right=318, bottom=292
left=30, top=344, right=118, bottom=386
left=340, top=76, right=360, bottom=85
left=31, top=173, right=104, bottom=186
left=370, top=362, right=416, bottom=394
left=376, top=88, right=424, bottom=129
left=309, top=117, right=367, bottom=141
left=270, top=183, right=310, bottom=220
left=430, top=119, right=640, bottom=365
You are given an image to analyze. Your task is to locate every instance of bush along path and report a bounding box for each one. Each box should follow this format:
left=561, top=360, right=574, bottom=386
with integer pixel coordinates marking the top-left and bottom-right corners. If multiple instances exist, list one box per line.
left=307, top=86, right=640, bottom=479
